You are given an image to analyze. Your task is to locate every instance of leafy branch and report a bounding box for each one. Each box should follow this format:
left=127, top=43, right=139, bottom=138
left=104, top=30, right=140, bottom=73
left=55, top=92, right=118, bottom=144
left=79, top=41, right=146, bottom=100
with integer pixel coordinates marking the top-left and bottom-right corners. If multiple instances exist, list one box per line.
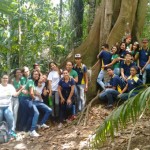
left=91, top=85, right=150, bottom=148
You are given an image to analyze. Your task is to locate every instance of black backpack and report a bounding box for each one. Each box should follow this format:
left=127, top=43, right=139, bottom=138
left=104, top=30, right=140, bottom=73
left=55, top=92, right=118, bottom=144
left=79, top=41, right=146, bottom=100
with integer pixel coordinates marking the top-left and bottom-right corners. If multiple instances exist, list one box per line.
left=0, top=121, right=9, bottom=144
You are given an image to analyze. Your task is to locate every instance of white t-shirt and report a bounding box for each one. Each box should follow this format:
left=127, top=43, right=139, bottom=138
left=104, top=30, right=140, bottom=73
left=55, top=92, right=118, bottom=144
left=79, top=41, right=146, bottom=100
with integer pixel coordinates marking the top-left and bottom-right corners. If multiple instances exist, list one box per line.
left=35, top=86, right=44, bottom=101
left=48, top=71, right=60, bottom=91
left=0, top=84, right=16, bottom=107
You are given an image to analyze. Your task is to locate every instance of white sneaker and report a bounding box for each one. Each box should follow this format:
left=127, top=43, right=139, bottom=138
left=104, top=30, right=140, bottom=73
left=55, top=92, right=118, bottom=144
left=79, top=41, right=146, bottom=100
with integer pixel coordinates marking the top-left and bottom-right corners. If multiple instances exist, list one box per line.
left=57, top=123, right=63, bottom=129
left=30, top=130, right=40, bottom=137
left=40, top=124, right=49, bottom=129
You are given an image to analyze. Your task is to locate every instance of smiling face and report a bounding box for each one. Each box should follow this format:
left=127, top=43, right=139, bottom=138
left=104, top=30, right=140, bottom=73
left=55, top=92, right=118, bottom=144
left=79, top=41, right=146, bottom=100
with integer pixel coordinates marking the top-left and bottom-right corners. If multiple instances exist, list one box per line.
left=107, top=68, right=114, bottom=77
left=130, top=67, right=137, bottom=76
left=1, top=75, right=9, bottom=86
left=111, top=46, right=117, bottom=54
left=15, top=69, right=22, bottom=79
left=50, top=63, right=57, bottom=71
left=32, top=71, right=40, bottom=81
left=63, top=70, right=69, bottom=78
left=66, top=62, right=73, bottom=71
left=120, top=43, right=126, bottom=50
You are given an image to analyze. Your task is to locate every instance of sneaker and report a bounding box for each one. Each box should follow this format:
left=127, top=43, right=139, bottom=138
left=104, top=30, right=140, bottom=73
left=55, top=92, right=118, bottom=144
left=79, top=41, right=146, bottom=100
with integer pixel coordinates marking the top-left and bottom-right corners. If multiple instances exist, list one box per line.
left=30, top=130, right=40, bottom=137
left=106, top=104, right=113, bottom=109
left=69, top=115, right=77, bottom=121
left=9, top=130, right=17, bottom=139
left=40, top=124, right=49, bottom=129
left=57, top=123, right=63, bottom=129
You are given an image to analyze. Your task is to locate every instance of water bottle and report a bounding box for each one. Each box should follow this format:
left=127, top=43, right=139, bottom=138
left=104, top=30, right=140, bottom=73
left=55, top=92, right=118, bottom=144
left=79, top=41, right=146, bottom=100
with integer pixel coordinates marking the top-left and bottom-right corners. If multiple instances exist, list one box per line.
left=48, top=96, right=53, bottom=107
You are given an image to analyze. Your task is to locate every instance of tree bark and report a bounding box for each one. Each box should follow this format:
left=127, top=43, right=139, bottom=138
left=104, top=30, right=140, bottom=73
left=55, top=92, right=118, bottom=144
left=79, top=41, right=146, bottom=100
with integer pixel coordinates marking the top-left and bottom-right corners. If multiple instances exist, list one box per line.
left=64, top=0, right=148, bottom=100
left=87, top=0, right=96, bottom=33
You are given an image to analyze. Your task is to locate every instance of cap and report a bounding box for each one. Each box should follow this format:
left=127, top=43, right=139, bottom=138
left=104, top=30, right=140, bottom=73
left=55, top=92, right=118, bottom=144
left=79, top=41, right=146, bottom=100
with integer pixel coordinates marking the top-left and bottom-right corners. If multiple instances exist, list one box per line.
left=142, top=38, right=148, bottom=43
left=75, top=54, right=81, bottom=58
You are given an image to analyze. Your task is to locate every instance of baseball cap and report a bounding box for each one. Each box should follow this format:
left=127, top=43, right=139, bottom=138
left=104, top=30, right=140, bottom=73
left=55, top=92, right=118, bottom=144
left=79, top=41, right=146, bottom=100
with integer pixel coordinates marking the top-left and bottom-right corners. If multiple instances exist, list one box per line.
left=75, top=54, right=81, bottom=58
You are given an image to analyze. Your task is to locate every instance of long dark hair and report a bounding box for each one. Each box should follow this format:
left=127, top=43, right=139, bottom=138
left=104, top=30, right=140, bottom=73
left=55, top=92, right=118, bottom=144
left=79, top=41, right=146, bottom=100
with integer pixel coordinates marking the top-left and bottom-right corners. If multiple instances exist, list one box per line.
left=31, top=69, right=41, bottom=86
left=49, top=62, right=61, bottom=76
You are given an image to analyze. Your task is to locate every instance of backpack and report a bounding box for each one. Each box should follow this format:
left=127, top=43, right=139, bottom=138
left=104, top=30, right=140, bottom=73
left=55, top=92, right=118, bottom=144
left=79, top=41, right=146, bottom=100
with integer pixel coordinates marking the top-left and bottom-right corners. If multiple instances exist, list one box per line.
left=0, top=121, right=9, bottom=144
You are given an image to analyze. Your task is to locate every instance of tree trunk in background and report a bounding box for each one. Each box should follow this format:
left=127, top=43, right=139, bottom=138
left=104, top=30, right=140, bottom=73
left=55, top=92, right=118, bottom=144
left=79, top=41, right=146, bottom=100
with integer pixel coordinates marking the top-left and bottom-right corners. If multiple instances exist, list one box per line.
left=58, top=0, right=63, bottom=43
left=18, top=0, right=22, bottom=68
left=72, top=0, right=84, bottom=47
left=64, top=0, right=148, bottom=100
left=87, top=0, right=96, bottom=33
left=7, top=17, right=12, bottom=74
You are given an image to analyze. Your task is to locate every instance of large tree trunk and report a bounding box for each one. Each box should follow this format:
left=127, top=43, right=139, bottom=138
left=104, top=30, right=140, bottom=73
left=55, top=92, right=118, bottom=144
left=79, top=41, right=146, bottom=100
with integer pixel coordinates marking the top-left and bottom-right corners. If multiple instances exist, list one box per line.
left=64, top=0, right=148, bottom=100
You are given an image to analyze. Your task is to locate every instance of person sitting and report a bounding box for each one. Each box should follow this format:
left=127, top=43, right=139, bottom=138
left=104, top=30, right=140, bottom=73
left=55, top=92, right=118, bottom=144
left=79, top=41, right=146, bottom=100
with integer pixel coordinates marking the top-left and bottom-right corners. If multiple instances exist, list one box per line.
left=33, top=78, right=52, bottom=129
left=98, top=67, right=125, bottom=108
left=0, top=74, right=24, bottom=138
left=58, top=69, right=75, bottom=128
left=118, top=66, right=143, bottom=101
left=120, top=52, right=136, bottom=82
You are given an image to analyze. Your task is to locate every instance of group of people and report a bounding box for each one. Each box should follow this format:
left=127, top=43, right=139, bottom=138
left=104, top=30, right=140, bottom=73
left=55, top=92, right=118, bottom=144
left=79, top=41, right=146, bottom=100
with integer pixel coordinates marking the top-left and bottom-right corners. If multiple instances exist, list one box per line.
left=0, top=35, right=149, bottom=139
left=97, top=36, right=149, bottom=108
left=0, top=54, right=88, bottom=138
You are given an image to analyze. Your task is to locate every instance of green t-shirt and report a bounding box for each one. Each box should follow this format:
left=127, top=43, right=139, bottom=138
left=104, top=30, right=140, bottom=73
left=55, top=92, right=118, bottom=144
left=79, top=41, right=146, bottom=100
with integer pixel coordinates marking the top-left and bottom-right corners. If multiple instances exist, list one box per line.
left=13, top=79, right=21, bottom=90
left=111, top=54, right=120, bottom=69
left=21, top=79, right=35, bottom=97
left=12, top=78, right=21, bottom=97
left=20, top=76, right=28, bottom=85
left=69, top=70, right=78, bottom=78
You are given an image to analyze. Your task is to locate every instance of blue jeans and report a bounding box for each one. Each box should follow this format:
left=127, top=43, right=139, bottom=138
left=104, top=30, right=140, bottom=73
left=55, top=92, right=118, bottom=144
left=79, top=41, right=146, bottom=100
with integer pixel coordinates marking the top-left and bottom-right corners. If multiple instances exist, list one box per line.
left=18, top=96, right=34, bottom=131
left=99, top=89, right=119, bottom=105
left=0, top=106, right=13, bottom=132
left=97, top=70, right=105, bottom=90
left=114, top=68, right=120, bottom=76
left=118, top=92, right=137, bottom=101
left=33, top=101, right=52, bottom=125
left=76, top=84, right=86, bottom=112
left=143, top=64, right=150, bottom=84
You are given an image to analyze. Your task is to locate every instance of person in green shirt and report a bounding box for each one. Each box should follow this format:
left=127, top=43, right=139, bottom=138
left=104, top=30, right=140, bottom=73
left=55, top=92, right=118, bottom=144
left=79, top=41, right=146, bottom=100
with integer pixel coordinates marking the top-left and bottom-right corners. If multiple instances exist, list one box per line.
left=102, top=46, right=120, bottom=76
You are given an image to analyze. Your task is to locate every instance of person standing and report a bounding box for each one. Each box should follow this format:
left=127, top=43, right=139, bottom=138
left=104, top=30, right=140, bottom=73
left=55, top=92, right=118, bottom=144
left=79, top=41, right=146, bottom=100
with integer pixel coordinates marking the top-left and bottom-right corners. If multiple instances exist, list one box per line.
left=0, top=74, right=24, bottom=137
left=11, top=69, right=22, bottom=131
left=73, top=54, right=88, bottom=112
left=96, top=44, right=112, bottom=90
left=136, top=39, right=150, bottom=84
left=48, top=62, right=60, bottom=122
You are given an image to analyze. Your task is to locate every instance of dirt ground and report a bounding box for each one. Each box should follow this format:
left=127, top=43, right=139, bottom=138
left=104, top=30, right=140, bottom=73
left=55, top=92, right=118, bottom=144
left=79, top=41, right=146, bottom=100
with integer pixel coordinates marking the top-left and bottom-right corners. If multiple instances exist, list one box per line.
left=1, top=105, right=150, bottom=150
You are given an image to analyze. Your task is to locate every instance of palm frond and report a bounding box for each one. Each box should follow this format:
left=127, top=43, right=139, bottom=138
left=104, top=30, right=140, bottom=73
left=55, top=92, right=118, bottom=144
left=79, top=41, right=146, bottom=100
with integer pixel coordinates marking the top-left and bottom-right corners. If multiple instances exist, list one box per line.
left=91, top=85, right=150, bottom=148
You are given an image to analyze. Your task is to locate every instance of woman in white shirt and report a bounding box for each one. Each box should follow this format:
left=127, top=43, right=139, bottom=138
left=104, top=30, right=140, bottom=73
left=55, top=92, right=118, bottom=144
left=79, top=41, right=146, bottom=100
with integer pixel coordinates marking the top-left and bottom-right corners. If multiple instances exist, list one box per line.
left=48, top=62, right=60, bottom=122
left=0, top=74, right=23, bottom=136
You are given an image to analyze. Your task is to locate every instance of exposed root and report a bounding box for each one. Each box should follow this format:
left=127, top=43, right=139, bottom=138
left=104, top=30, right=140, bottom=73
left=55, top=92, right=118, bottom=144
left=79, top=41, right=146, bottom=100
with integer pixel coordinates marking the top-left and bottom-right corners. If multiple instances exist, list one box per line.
left=78, top=94, right=99, bottom=126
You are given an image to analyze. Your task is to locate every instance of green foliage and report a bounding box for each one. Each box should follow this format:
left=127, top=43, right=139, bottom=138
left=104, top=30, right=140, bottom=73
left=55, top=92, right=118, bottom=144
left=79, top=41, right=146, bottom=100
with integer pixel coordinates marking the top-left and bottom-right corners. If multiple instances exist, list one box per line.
left=91, top=85, right=149, bottom=148
left=0, top=0, right=81, bottom=74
